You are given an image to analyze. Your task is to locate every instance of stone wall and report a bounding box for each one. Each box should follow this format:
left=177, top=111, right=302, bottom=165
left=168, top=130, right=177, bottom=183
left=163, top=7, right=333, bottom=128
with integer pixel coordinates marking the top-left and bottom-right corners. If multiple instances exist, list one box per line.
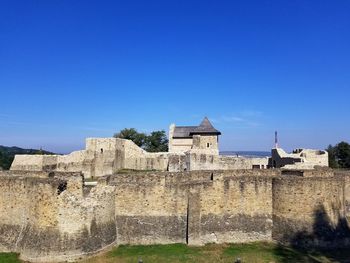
left=272, top=175, right=350, bottom=248
left=2, top=169, right=350, bottom=262
left=11, top=138, right=171, bottom=178
left=11, top=137, right=273, bottom=177
left=186, top=152, right=269, bottom=171
left=192, top=135, right=219, bottom=155
left=271, top=148, right=329, bottom=169
left=0, top=171, right=116, bottom=262
left=110, top=170, right=278, bottom=246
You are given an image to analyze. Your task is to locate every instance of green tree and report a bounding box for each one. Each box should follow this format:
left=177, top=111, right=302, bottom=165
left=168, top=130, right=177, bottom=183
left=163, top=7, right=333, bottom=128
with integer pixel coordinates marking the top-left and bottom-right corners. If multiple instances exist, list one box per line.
left=113, top=128, right=146, bottom=147
left=335, top=141, right=350, bottom=168
left=326, top=144, right=338, bottom=168
left=113, top=128, right=169, bottom=152
left=326, top=141, right=350, bottom=169
left=144, top=130, right=169, bottom=152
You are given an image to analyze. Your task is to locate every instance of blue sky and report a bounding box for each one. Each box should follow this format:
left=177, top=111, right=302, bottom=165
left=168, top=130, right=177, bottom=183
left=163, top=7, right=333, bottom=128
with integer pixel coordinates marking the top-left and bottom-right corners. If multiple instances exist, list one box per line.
left=1, top=0, right=349, bottom=153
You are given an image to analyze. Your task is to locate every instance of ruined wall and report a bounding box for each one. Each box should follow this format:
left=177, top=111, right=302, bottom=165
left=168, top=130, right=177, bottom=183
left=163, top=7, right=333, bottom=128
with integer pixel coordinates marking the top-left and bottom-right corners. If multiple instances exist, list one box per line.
left=301, top=150, right=328, bottom=166
left=109, top=170, right=277, bottom=246
left=2, top=168, right=350, bottom=262
left=111, top=173, right=188, bottom=245
left=271, top=148, right=329, bottom=169
left=123, top=140, right=169, bottom=171
left=187, top=152, right=269, bottom=171
left=168, top=153, right=188, bottom=172
left=188, top=172, right=274, bottom=245
left=11, top=138, right=170, bottom=178
left=0, top=171, right=116, bottom=262
left=272, top=175, right=350, bottom=248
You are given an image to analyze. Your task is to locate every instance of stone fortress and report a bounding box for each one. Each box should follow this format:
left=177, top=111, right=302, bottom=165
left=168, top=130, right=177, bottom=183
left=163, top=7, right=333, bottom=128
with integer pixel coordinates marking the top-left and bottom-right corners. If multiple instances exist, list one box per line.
left=10, top=117, right=329, bottom=177
left=2, top=117, right=347, bottom=263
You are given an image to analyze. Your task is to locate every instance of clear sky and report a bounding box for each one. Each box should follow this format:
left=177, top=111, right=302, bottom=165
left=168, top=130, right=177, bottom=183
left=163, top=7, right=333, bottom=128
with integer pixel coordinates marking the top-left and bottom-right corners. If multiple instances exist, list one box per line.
left=1, top=0, right=349, bottom=153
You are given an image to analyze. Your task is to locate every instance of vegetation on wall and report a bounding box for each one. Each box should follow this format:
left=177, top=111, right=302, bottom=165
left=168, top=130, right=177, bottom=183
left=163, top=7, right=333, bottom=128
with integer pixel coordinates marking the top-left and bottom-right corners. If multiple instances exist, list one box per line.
left=0, top=146, right=54, bottom=170
left=327, top=141, right=350, bottom=168
left=114, top=128, right=168, bottom=152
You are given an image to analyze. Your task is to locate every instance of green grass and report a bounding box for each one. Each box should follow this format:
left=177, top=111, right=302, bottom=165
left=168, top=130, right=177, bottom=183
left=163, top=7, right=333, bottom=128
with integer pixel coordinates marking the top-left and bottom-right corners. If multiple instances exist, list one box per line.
left=4, top=242, right=350, bottom=263
left=109, top=243, right=201, bottom=262
left=223, top=242, right=319, bottom=263
left=0, top=253, right=21, bottom=263
left=83, top=242, right=346, bottom=263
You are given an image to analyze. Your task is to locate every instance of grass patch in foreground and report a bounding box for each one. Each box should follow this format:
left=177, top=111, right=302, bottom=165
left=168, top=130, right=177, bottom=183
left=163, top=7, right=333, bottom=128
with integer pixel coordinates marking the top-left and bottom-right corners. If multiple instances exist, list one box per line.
left=223, top=242, right=319, bottom=263
left=83, top=242, right=350, bottom=263
left=0, top=253, right=21, bottom=263
left=108, top=243, right=201, bottom=263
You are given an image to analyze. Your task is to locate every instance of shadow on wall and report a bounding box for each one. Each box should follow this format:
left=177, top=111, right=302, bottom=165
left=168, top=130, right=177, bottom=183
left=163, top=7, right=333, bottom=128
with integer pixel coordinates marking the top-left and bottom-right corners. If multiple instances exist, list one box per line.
left=280, top=205, right=350, bottom=262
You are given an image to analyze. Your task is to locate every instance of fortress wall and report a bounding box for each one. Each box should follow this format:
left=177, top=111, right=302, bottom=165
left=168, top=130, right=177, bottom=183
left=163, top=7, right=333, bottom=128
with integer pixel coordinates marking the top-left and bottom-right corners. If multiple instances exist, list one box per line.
left=168, top=153, right=187, bottom=172
left=110, top=170, right=277, bottom=246
left=10, top=155, right=58, bottom=171
left=0, top=172, right=116, bottom=262
left=188, top=173, right=274, bottom=245
left=112, top=173, right=188, bottom=244
left=123, top=140, right=169, bottom=171
left=187, top=153, right=269, bottom=170
left=272, top=176, right=350, bottom=248
left=3, top=169, right=350, bottom=261
left=335, top=171, right=350, bottom=220
left=55, top=150, right=94, bottom=176
left=302, top=151, right=328, bottom=166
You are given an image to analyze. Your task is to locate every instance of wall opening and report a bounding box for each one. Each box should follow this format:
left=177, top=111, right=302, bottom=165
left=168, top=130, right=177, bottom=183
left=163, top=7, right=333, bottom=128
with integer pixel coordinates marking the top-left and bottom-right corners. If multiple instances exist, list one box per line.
left=207, top=143, right=210, bottom=148
left=100, top=148, right=103, bottom=153
left=210, top=173, right=214, bottom=181
left=57, top=181, right=67, bottom=195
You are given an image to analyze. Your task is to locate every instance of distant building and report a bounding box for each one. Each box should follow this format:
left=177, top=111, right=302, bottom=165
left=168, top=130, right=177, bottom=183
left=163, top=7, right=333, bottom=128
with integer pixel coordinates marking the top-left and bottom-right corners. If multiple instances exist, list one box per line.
left=168, top=117, right=221, bottom=154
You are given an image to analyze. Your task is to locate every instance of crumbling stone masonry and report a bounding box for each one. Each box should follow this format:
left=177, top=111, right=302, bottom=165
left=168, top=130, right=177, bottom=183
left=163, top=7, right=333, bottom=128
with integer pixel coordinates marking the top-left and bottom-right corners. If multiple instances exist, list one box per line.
left=1, top=169, right=350, bottom=262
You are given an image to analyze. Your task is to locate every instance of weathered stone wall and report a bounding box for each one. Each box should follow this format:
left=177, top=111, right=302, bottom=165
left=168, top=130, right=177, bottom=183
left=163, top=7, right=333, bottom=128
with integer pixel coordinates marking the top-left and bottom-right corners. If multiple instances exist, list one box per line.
left=2, top=169, right=350, bottom=261
left=188, top=173, right=273, bottom=245
left=192, top=135, right=219, bottom=154
left=122, top=140, right=169, bottom=171
left=272, top=175, right=350, bottom=248
left=11, top=138, right=171, bottom=178
left=11, top=138, right=273, bottom=177
left=109, top=170, right=278, bottom=246
left=0, top=171, right=116, bottom=262
left=111, top=173, right=188, bottom=245
left=169, top=138, right=193, bottom=153
left=271, top=148, right=329, bottom=169
left=186, top=152, right=269, bottom=171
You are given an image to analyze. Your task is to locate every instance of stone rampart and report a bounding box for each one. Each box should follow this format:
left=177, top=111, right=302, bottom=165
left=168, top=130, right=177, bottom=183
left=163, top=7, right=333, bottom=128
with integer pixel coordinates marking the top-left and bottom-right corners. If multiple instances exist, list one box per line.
left=0, top=171, right=116, bottom=262
left=272, top=175, right=350, bottom=248
left=1, top=169, right=350, bottom=262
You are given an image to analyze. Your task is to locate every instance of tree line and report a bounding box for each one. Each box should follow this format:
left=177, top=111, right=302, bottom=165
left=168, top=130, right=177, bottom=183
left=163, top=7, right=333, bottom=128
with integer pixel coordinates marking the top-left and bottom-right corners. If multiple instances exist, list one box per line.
left=113, top=128, right=168, bottom=152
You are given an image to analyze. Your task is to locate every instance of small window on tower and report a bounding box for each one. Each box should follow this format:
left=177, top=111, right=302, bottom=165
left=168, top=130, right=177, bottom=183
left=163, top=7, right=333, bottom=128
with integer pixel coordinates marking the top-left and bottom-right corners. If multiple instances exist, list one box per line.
left=207, top=143, right=210, bottom=148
